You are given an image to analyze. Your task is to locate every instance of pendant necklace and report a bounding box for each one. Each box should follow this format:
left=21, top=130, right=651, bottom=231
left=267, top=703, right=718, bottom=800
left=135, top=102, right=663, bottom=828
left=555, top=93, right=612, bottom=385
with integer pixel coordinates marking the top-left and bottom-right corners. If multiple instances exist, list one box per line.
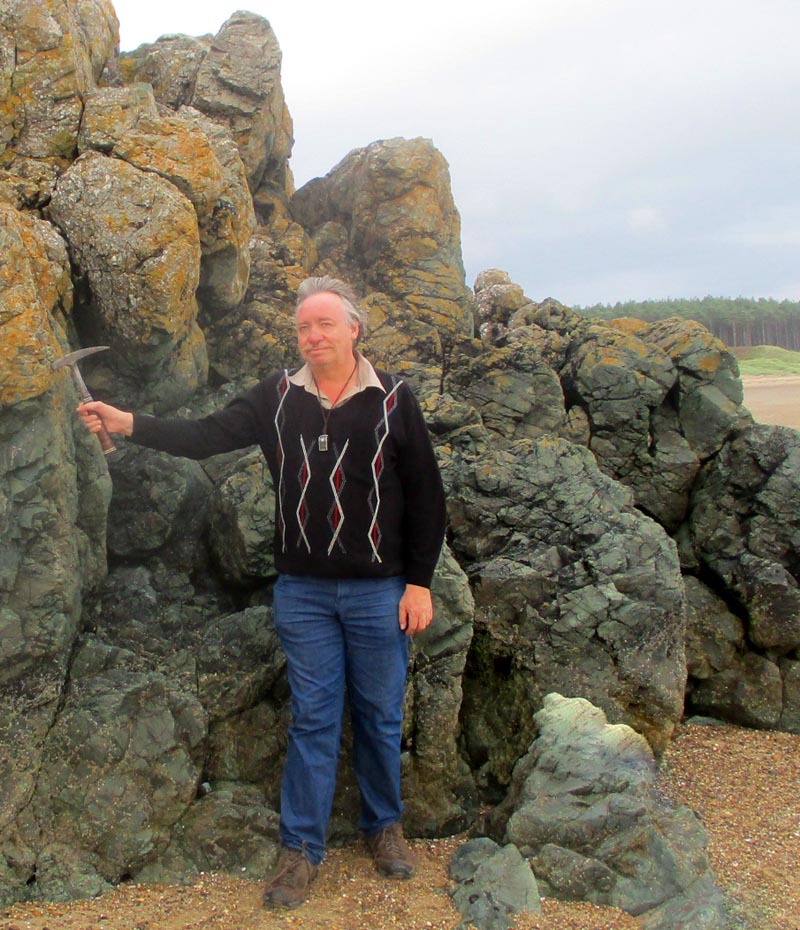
left=313, top=358, right=358, bottom=452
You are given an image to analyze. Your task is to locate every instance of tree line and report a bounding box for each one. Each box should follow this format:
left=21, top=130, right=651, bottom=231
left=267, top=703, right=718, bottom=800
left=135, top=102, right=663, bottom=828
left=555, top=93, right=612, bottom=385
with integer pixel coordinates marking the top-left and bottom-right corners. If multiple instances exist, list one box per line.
left=574, top=296, right=800, bottom=349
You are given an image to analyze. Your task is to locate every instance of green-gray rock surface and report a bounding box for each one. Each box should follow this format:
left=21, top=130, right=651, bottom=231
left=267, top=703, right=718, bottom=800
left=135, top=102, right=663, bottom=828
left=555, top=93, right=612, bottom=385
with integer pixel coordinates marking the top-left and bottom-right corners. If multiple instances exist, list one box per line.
left=1, top=1, right=798, bottom=918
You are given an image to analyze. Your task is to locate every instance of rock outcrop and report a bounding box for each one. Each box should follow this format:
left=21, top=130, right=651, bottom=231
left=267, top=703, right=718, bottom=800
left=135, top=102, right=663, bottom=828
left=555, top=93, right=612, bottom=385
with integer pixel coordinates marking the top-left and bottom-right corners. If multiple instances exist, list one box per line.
left=120, top=11, right=293, bottom=197
left=489, top=694, right=727, bottom=930
left=688, top=423, right=800, bottom=728
left=442, top=436, right=686, bottom=778
left=0, top=0, right=118, bottom=168
left=290, top=136, right=474, bottom=350
left=2, top=0, right=799, bottom=913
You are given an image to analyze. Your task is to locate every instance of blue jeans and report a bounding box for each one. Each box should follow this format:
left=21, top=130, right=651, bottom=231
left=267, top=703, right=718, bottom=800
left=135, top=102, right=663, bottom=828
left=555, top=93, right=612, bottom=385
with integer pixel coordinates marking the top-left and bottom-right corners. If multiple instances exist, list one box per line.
left=272, top=574, right=409, bottom=865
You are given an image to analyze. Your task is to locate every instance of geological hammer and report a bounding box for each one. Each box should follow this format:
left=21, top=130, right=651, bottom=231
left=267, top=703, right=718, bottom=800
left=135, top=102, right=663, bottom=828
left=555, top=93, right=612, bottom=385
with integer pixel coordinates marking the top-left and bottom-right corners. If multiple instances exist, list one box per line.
left=52, top=345, right=116, bottom=455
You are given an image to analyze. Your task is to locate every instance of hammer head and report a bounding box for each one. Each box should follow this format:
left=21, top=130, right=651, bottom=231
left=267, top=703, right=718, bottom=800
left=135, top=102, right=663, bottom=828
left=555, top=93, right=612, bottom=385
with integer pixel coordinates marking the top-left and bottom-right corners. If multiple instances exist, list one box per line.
left=52, top=345, right=110, bottom=371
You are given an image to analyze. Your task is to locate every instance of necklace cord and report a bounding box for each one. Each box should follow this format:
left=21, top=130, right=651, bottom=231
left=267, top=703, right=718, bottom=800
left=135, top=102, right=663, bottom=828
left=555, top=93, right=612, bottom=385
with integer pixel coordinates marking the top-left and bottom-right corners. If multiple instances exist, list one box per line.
left=312, top=357, right=359, bottom=447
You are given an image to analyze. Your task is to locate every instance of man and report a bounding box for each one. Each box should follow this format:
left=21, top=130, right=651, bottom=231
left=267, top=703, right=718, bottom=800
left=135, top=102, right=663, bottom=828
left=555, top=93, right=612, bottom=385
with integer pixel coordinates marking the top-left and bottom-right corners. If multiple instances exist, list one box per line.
left=78, top=276, right=447, bottom=909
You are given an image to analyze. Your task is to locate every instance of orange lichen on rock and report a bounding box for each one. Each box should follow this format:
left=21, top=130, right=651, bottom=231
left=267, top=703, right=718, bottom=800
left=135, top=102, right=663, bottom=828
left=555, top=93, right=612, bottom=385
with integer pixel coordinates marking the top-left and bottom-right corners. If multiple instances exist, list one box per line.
left=0, top=203, right=69, bottom=406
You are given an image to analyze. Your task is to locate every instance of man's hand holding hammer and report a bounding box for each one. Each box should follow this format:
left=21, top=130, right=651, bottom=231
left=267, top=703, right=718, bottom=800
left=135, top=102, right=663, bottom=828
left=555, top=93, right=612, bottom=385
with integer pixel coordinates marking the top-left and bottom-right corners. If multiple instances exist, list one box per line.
left=77, top=401, right=134, bottom=438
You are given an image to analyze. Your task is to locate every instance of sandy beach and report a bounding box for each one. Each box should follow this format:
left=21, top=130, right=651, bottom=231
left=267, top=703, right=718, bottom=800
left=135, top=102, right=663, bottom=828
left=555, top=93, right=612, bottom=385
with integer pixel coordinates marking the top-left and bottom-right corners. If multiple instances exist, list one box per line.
left=741, top=374, right=800, bottom=429
left=5, top=723, right=799, bottom=930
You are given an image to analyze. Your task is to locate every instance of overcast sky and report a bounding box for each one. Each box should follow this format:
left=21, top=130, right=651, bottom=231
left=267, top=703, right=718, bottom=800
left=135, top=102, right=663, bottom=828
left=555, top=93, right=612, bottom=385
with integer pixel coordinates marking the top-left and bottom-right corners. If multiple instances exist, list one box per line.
left=109, top=0, right=799, bottom=307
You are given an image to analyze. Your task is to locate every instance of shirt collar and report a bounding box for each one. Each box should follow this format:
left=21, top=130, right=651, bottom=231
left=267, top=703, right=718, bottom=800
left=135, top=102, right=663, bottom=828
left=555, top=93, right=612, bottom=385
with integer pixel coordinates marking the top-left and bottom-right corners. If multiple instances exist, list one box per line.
left=288, top=352, right=384, bottom=408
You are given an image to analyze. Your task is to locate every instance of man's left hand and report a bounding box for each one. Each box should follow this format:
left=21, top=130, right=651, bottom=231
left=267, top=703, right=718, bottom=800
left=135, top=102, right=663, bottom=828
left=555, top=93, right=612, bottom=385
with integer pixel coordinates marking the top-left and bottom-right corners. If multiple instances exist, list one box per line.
left=399, top=584, right=433, bottom=636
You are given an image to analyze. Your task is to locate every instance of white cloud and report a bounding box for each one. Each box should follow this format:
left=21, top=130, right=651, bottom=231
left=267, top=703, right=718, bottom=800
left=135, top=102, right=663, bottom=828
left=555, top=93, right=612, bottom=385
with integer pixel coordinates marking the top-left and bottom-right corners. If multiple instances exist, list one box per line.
left=724, top=225, right=800, bottom=249
left=626, top=207, right=667, bottom=234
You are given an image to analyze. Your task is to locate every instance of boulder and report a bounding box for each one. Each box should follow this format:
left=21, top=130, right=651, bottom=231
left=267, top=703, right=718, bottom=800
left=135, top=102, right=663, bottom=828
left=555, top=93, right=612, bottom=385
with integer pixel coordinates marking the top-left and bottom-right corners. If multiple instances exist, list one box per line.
left=563, top=320, right=685, bottom=526
left=0, top=18, right=14, bottom=155
left=491, top=694, right=727, bottom=930
left=779, top=659, right=800, bottom=731
left=644, top=317, right=746, bottom=458
left=0, top=387, right=110, bottom=885
left=197, top=606, right=286, bottom=722
left=201, top=201, right=313, bottom=379
left=108, top=112, right=229, bottom=242
left=245, top=210, right=317, bottom=305
left=0, top=162, right=55, bottom=210
left=205, top=702, right=288, bottom=797
left=0, top=0, right=118, bottom=166
left=683, top=576, right=745, bottom=682
left=196, top=606, right=288, bottom=815
left=78, top=100, right=256, bottom=319
left=120, top=13, right=293, bottom=197
left=510, top=295, right=579, bottom=359
left=47, top=151, right=208, bottom=411
left=81, top=562, right=240, bottom=695
left=111, top=107, right=250, bottom=314
left=520, top=305, right=749, bottom=532
left=133, top=783, right=280, bottom=884
left=688, top=651, right=783, bottom=730
left=357, top=292, right=448, bottom=398
left=449, top=837, right=541, bottom=930
left=23, top=572, right=289, bottom=892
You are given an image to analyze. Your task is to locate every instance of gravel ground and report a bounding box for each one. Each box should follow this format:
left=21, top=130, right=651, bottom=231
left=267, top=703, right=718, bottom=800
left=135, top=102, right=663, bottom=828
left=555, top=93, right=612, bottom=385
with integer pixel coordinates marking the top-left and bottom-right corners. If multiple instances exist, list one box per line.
left=4, top=721, right=798, bottom=930
left=659, top=722, right=800, bottom=930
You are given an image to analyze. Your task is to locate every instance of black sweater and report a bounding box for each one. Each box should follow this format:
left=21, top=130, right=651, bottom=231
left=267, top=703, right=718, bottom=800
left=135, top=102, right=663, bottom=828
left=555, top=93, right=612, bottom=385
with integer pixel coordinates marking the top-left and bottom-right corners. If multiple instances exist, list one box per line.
left=132, top=369, right=446, bottom=587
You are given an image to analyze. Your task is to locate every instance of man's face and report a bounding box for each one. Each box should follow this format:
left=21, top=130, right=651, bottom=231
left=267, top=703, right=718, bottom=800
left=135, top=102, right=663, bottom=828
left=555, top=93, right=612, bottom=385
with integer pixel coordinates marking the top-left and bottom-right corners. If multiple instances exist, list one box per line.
left=296, top=291, right=359, bottom=375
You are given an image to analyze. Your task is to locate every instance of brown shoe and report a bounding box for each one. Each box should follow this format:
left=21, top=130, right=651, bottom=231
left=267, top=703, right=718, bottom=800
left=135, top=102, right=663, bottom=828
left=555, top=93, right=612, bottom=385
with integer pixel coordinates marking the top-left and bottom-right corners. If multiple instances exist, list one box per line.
left=365, top=822, right=415, bottom=879
left=262, top=846, right=319, bottom=909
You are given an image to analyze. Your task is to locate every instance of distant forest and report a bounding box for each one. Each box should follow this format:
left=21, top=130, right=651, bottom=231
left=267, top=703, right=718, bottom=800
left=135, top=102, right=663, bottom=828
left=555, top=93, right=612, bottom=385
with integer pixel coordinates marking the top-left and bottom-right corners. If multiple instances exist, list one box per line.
left=574, top=297, right=800, bottom=349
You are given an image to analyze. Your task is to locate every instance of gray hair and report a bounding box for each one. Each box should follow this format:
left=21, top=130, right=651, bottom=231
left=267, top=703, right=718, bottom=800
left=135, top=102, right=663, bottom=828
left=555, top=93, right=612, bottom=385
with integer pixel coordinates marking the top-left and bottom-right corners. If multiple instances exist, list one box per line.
left=295, top=275, right=367, bottom=338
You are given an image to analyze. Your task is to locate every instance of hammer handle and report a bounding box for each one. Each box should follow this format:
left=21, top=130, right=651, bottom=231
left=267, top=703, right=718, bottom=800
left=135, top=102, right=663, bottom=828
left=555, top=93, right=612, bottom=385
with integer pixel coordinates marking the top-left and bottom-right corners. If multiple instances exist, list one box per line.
left=74, top=377, right=116, bottom=456
left=96, top=422, right=117, bottom=456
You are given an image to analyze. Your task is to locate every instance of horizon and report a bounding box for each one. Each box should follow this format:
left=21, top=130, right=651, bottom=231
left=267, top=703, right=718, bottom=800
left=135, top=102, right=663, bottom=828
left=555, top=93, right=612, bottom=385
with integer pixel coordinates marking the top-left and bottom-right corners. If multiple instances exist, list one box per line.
left=572, top=293, right=800, bottom=310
